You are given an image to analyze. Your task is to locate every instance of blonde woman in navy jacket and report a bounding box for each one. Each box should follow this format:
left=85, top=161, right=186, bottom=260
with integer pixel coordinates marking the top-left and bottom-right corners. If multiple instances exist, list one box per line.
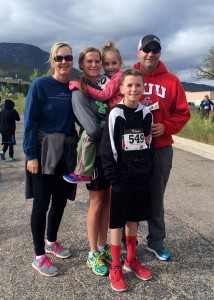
left=23, top=42, right=78, bottom=277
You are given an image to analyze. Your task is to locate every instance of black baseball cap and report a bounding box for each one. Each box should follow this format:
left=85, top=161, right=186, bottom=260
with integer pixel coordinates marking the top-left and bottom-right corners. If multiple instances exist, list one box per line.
left=138, top=34, right=161, bottom=50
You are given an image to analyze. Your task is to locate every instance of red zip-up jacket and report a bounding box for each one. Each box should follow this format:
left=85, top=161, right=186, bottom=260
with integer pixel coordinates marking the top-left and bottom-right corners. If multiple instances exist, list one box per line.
left=133, top=61, right=190, bottom=149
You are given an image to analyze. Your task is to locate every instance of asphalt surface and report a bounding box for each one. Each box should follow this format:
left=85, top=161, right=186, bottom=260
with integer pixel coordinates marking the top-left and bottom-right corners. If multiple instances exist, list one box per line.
left=0, top=117, right=213, bottom=300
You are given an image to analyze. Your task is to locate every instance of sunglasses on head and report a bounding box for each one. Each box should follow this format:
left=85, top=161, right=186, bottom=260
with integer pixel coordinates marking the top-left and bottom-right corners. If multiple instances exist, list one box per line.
left=54, top=55, right=73, bottom=62
left=142, top=46, right=161, bottom=54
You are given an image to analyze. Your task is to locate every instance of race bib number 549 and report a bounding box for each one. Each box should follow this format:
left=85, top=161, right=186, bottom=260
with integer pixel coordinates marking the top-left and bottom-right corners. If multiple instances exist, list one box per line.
left=122, top=129, right=148, bottom=151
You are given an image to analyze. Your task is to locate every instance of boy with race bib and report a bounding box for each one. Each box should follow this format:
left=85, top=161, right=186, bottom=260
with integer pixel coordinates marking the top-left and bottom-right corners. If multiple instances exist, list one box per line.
left=100, top=69, right=154, bottom=292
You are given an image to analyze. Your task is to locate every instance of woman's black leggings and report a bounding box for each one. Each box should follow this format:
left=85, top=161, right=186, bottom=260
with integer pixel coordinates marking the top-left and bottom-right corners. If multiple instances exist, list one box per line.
left=31, top=169, right=70, bottom=256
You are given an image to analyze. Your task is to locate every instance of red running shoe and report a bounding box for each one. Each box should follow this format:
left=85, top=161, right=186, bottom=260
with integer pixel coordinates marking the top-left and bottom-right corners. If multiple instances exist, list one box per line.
left=109, top=266, right=127, bottom=292
left=123, top=259, right=152, bottom=280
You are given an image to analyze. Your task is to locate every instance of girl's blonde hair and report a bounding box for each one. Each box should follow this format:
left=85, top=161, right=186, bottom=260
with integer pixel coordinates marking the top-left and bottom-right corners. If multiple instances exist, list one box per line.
left=78, top=46, right=101, bottom=96
left=49, top=42, right=72, bottom=75
left=101, top=41, right=122, bottom=64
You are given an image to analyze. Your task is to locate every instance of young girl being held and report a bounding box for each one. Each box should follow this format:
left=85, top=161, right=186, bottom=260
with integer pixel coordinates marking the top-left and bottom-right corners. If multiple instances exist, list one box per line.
left=64, top=42, right=124, bottom=183
left=70, top=41, right=123, bottom=110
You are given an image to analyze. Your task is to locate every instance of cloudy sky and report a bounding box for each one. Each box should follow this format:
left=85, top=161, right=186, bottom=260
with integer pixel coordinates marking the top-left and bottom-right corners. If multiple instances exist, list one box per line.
left=1, top=0, right=214, bottom=86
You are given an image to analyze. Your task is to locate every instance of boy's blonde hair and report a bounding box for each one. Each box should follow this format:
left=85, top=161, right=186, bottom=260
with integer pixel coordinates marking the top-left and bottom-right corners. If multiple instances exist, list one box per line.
left=121, top=69, right=145, bottom=85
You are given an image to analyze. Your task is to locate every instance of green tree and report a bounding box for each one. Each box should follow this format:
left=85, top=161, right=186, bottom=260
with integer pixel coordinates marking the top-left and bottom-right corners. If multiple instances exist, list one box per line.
left=42, top=71, right=49, bottom=77
left=6, top=82, right=10, bottom=90
left=23, top=84, right=30, bottom=96
left=168, top=68, right=178, bottom=76
left=18, top=80, right=23, bottom=93
left=30, top=68, right=39, bottom=81
left=29, top=68, right=49, bottom=81
left=192, top=46, right=214, bottom=80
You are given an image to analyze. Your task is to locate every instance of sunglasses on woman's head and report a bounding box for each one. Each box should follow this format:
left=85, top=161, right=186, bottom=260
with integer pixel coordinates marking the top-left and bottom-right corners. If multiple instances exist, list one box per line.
left=54, top=55, right=73, bottom=62
left=142, top=47, right=161, bottom=54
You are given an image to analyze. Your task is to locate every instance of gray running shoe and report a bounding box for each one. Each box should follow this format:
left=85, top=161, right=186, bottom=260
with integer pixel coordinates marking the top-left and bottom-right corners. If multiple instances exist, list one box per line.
left=45, top=241, right=71, bottom=258
left=32, top=255, right=59, bottom=276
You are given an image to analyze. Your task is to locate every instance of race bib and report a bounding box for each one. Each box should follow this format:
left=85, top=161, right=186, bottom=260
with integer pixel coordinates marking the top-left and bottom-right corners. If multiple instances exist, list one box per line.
left=148, top=101, right=159, bottom=111
left=97, top=75, right=110, bottom=89
left=122, top=129, right=148, bottom=151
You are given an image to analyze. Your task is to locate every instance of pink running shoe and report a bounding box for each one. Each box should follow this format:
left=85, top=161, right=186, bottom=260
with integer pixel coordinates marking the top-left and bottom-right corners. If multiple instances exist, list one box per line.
left=32, top=255, right=59, bottom=276
left=63, top=173, right=91, bottom=183
left=123, top=259, right=152, bottom=280
left=45, top=241, right=71, bottom=258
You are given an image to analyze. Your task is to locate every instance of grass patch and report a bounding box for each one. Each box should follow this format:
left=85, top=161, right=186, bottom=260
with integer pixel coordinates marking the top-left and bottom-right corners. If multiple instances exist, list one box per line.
left=5, top=94, right=214, bottom=147
left=11, top=94, right=26, bottom=114
left=177, top=110, right=214, bottom=145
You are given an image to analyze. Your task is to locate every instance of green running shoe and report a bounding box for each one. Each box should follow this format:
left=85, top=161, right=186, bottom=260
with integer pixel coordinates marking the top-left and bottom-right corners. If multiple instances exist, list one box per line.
left=101, top=244, right=113, bottom=264
left=86, top=251, right=108, bottom=276
left=0, top=152, right=6, bottom=160
left=121, top=249, right=127, bottom=263
left=9, top=157, right=16, bottom=162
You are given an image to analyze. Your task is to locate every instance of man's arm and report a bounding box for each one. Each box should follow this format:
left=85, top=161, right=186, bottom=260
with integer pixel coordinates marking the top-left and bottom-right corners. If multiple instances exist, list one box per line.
left=160, top=80, right=191, bottom=136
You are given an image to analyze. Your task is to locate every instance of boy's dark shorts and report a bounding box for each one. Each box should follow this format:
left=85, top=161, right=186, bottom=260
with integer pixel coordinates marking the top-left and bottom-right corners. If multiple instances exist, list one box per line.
left=109, top=186, right=151, bottom=229
left=86, top=156, right=110, bottom=191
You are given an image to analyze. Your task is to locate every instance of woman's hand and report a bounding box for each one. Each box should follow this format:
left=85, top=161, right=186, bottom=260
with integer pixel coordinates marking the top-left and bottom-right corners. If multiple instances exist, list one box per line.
left=27, top=159, right=39, bottom=174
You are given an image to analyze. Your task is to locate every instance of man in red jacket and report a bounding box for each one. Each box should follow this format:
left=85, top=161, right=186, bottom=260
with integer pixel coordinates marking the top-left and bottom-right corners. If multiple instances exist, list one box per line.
left=133, top=34, right=190, bottom=260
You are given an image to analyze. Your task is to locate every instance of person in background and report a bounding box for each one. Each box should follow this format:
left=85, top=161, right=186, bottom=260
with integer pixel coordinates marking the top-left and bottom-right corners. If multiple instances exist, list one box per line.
left=23, top=42, right=78, bottom=277
left=200, top=95, right=213, bottom=118
left=0, top=99, right=20, bottom=161
left=0, top=95, right=2, bottom=111
left=0, top=98, right=6, bottom=111
left=101, top=69, right=153, bottom=292
left=133, top=34, right=190, bottom=261
left=64, top=41, right=123, bottom=184
left=69, top=46, right=111, bottom=277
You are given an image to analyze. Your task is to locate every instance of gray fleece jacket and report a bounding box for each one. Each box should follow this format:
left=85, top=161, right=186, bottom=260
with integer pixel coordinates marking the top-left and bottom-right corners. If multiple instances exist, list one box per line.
left=71, top=89, right=109, bottom=155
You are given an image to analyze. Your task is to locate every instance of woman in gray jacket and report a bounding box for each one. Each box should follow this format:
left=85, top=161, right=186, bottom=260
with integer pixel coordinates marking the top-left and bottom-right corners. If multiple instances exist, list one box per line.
left=70, top=46, right=111, bottom=277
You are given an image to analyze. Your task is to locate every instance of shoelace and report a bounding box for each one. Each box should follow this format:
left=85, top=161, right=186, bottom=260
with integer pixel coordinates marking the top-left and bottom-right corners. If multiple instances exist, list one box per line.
left=72, top=176, right=82, bottom=182
left=94, top=253, right=105, bottom=266
left=105, top=247, right=112, bottom=257
left=39, top=255, right=52, bottom=268
left=54, top=241, right=64, bottom=252
left=131, top=259, right=143, bottom=271
left=113, top=267, right=124, bottom=281
left=159, top=247, right=167, bottom=253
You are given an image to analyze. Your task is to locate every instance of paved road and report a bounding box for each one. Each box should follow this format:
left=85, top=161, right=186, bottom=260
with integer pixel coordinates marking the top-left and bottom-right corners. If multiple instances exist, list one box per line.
left=0, top=117, right=213, bottom=300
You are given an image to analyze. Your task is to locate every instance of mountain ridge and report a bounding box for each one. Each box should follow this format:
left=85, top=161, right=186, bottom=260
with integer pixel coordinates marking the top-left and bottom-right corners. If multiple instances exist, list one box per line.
left=180, top=82, right=214, bottom=92
left=0, top=42, right=214, bottom=91
left=0, top=42, right=81, bottom=81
